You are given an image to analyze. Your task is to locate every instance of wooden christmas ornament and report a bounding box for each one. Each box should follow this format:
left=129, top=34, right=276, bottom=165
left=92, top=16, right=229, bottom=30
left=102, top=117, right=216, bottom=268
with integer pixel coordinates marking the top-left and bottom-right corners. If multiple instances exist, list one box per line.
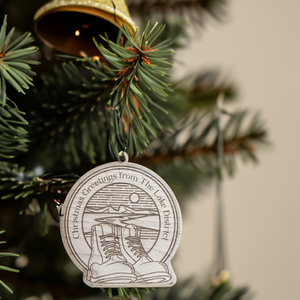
left=60, top=155, right=182, bottom=287
left=34, top=0, right=135, bottom=56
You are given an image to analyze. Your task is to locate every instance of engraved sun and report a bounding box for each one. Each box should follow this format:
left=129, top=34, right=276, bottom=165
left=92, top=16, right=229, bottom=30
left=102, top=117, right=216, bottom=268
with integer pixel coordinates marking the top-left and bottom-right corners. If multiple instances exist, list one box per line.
left=130, top=193, right=140, bottom=203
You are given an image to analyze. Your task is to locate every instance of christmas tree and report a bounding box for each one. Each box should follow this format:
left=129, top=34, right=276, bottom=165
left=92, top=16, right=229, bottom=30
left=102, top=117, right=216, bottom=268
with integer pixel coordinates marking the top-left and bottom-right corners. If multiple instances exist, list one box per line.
left=0, top=0, right=267, bottom=299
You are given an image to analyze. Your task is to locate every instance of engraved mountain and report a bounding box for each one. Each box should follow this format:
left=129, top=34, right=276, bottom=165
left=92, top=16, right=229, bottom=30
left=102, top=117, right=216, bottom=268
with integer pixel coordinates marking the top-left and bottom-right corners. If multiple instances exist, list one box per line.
left=86, top=205, right=157, bottom=215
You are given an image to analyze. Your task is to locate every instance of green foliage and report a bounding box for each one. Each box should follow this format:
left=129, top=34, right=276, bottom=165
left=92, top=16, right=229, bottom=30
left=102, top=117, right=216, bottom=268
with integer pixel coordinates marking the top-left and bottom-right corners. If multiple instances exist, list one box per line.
left=21, top=64, right=110, bottom=170
left=0, top=15, right=39, bottom=104
left=0, top=15, right=39, bottom=158
left=18, top=22, right=174, bottom=168
left=0, top=230, right=19, bottom=297
left=0, top=99, right=28, bottom=159
left=0, top=162, right=36, bottom=200
left=87, top=22, right=174, bottom=158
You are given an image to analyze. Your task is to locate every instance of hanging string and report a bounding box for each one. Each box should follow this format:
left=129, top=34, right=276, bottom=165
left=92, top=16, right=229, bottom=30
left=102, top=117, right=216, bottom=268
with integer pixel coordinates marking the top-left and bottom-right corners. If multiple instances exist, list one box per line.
left=212, top=92, right=230, bottom=285
left=108, top=88, right=131, bottom=160
left=125, top=123, right=131, bottom=152
left=111, top=0, right=122, bottom=27
left=111, top=1, right=117, bottom=23
left=111, top=63, right=137, bottom=158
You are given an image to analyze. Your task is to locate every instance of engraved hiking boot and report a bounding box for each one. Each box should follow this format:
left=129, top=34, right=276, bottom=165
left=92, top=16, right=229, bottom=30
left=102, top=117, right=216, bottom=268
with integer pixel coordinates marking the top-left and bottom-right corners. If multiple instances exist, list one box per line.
left=119, top=224, right=171, bottom=283
left=87, top=223, right=136, bottom=284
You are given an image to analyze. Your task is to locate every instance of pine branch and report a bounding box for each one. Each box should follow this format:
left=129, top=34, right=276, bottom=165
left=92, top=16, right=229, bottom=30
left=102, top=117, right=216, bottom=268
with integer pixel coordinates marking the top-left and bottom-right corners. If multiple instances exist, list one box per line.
left=0, top=15, right=39, bottom=105
left=0, top=162, right=78, bottom=233
left=135, top=134, right=256, bottom=164
left=175, top=71, right=236, bottom=107
left=0, top=99, right=29, bottom=159
left=0, top=15, right=39, bottom=159
left=59, top=23, right=174, bottom=160
left=0, top=162, right=78, bottom=200
left=0, top=230, right=19, bottom=297
left=135, top=110, right=267, bottom=175
left=135, top=125, right=263, bottom=165
left=93, top=22, right=174, bottom=158
left=166, top=71, right=236, bottom=119
left=14, top=62, right=113, bottom=171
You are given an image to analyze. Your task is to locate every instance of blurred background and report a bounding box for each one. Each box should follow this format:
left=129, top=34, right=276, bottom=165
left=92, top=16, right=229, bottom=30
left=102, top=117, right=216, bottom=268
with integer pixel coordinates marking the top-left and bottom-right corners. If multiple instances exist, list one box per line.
left=174, top=1, right=300, bottom=300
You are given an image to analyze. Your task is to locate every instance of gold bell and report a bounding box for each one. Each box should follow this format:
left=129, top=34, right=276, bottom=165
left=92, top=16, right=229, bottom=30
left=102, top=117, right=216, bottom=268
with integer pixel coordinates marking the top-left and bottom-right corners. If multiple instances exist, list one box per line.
left=34, top=0, right=135, bottom=56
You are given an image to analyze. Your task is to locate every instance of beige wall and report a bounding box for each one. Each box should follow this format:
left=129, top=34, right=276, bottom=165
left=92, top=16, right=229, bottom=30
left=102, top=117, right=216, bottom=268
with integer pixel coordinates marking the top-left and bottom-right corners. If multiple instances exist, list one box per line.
left=174, top=1, right=300, bottom=299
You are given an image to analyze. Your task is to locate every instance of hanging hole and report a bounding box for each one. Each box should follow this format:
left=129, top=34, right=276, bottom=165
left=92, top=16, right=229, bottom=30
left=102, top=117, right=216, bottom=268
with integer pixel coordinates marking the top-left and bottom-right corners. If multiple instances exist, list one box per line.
left=118, top=151, right=129, bottom=163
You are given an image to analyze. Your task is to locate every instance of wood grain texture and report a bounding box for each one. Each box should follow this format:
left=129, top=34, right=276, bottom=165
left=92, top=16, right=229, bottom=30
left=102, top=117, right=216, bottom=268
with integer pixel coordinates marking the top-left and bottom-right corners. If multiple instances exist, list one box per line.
left=60, top=161, right=182, bottom=287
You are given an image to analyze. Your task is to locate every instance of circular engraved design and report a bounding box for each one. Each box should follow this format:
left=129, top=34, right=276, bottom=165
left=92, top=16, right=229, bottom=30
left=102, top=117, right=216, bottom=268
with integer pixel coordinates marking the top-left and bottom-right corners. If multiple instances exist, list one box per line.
left=60, top=162, right=182, bottom=287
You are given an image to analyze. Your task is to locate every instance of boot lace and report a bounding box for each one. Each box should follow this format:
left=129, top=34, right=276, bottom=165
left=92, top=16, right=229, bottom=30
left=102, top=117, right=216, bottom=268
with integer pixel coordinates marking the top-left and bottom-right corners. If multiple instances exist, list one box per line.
left=125, top=236, right=148, bottom=259
left=100, top=233, right=122, bottom=259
